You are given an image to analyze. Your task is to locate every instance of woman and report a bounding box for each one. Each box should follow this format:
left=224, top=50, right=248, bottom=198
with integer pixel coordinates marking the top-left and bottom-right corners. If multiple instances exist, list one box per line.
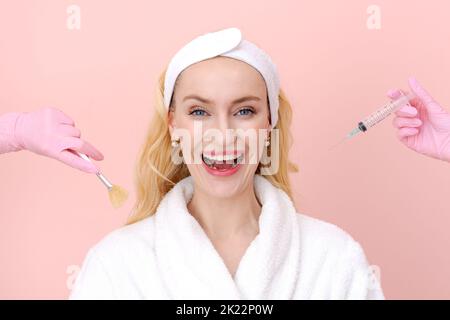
left=66, top=27, right=386, bottom=300
left=0, top=24, right=448, bottom=299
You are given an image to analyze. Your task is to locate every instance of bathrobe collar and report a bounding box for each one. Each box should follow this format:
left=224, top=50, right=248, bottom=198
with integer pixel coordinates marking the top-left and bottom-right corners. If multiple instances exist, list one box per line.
left=153, top=174, right=300, bottom=299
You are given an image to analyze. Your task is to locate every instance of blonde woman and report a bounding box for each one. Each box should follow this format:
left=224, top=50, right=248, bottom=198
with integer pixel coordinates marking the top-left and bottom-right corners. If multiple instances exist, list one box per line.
left=69, top=27, right=384, bottom=300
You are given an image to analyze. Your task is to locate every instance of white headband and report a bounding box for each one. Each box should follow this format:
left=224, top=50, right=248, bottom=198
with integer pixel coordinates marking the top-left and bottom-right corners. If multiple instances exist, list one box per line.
left=163, top=27, right=280, bottom=128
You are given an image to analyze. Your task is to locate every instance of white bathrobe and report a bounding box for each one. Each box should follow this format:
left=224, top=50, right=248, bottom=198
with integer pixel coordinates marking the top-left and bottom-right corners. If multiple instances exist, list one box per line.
left=69, top=174, right=385, bottom=300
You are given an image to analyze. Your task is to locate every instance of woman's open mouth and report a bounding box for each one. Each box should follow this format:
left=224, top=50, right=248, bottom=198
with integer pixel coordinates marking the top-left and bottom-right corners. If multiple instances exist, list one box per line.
left=201, top=152, right=244, bottom=176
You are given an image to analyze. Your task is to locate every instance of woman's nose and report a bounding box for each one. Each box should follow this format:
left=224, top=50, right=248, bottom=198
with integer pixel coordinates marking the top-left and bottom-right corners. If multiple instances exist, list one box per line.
left=204, top=116, right=238, bottom=145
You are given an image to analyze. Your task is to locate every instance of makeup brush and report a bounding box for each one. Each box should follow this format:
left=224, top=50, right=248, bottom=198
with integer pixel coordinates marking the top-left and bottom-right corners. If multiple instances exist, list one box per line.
left=74, top=151, right=129, bottom=208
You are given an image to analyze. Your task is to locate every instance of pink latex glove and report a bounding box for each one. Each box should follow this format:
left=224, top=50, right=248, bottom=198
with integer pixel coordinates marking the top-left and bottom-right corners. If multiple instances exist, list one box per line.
left=1, top=107, right=103, bottom=173
left=387, top=77, right=450, bottom=163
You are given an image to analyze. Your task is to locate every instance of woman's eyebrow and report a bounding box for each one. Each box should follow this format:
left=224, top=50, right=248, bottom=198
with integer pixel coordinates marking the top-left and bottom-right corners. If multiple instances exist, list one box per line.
left=182, top=94, right=261, bottom=104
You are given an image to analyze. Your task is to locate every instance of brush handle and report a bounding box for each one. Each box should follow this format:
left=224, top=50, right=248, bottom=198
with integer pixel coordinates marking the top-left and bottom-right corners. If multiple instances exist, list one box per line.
left=75, top=150, right=93, bottom=164
left=74, top=151, right=113, bottom=190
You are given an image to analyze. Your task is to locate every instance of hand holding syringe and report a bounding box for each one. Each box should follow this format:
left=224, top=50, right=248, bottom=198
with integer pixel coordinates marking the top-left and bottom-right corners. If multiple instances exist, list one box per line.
left=330, top=77, right=450, bottom=163
left=330, top=91, right=416, bottom=150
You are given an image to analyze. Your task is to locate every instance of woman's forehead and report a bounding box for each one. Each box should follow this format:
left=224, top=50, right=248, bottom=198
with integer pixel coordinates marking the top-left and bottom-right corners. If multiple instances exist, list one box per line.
left=175, top=57, right=267, bottom=99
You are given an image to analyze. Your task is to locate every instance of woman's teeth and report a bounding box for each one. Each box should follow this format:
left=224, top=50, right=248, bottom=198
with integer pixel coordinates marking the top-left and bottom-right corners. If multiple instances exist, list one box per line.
left=202, top=153, right=244, bottom=169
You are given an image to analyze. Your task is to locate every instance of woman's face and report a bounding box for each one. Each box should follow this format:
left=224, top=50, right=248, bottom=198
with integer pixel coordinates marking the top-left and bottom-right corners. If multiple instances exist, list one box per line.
left=168, top=56, right=270, bottom=198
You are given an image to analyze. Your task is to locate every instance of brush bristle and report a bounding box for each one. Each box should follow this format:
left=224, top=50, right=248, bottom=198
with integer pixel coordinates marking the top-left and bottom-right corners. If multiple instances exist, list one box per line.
left=108, top=185, right=129, bottom=208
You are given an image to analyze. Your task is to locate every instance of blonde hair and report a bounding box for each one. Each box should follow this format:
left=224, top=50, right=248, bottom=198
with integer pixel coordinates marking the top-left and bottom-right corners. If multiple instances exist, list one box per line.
left=126, top=66, right=299, bottom=225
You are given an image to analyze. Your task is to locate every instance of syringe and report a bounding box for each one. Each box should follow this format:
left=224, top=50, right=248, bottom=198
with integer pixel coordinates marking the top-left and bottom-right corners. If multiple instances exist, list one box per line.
left=329, top=92, right=416, bottom=150
left=347, top=92, right=416, bottom=139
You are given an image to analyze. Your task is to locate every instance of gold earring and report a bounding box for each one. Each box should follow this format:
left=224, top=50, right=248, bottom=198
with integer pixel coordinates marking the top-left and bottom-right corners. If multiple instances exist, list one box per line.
left=171, top=136, right=180, bottom=147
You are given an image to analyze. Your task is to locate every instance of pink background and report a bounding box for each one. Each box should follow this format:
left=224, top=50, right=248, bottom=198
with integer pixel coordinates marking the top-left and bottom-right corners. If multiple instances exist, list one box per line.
left=1, top=0, right=449, bottom=299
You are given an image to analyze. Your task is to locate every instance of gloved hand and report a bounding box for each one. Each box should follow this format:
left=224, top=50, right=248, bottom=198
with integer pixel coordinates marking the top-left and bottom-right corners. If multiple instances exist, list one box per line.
left=13, top=107, right=104, bottom=173
left=387, top=77, right=450, bottom=163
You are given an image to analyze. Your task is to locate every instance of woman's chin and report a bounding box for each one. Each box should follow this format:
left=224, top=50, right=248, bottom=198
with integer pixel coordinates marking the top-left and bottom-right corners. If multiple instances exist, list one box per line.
left=190, top=163, right=255, bottom=196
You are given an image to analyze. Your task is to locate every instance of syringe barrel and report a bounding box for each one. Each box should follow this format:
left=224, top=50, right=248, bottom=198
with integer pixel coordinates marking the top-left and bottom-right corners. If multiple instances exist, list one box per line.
left=362, top=93, right=415, bottom=129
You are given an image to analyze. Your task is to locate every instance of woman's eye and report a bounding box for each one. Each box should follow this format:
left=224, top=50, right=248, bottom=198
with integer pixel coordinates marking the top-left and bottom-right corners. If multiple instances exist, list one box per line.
left=189, top=108, right=208, bottom=117
left=236, top=108, right=255, bottom=116
left=189, top=107, right=255, bottom=117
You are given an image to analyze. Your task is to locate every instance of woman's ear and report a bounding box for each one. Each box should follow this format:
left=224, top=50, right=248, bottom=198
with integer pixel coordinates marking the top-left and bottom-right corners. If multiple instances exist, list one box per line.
left=167, top=110, right=176, bottom=136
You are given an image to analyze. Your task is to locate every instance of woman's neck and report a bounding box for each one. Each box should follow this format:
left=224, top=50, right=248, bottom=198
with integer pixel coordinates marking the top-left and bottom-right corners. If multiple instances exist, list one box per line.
left=187, top=181, right=262, bottom=242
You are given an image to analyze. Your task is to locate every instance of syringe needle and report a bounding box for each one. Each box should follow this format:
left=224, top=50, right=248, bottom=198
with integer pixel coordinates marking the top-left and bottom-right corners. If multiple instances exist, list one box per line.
left=328, top=136, right=348, bottom=151
left=328, top=127, right=361, bottom=151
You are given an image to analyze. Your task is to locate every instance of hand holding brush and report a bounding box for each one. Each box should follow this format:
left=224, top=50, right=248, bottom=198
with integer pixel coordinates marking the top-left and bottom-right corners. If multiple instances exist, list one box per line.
left=6, top=107, right=128, bottom=208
